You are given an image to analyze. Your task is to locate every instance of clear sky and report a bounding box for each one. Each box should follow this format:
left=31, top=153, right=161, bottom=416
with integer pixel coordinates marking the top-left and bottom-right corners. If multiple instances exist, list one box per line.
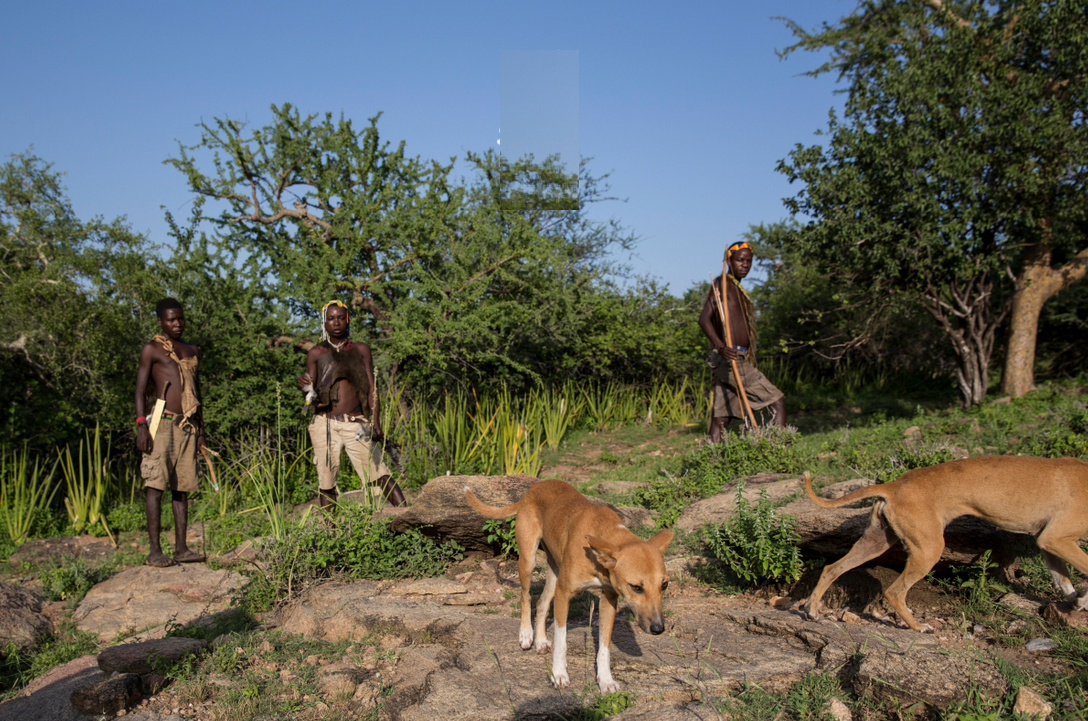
left=1, top=0, right=851, bottom=295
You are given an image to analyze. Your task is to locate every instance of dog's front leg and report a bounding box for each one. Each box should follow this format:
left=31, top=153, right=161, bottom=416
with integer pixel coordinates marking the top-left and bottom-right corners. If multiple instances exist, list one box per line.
left=550, top=583, right=571, bottom=689
left=533, top=563, right=558, bottom=653
left=595, top=590, right=620, bottom=694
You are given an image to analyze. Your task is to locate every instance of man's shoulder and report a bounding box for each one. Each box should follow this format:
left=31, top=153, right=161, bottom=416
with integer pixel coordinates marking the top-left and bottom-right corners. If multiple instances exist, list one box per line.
left=307, top=342, right=332, bottom=359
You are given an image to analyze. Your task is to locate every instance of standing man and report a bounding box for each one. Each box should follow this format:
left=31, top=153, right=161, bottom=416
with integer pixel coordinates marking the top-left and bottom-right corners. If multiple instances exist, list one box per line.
left=135, top=298, right=207, bottom=567
left=699, top=241, right=786, bottom=443
left=297, top=300, right=406, bottom=510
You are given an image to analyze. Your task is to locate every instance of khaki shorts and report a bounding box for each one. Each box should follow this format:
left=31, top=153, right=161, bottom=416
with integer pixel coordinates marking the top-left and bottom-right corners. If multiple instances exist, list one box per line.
left=141, top=421, right=199, bottom=493
left=309, top=415, right=391, bottom=495
left=712, top=353, right=784, bottom=420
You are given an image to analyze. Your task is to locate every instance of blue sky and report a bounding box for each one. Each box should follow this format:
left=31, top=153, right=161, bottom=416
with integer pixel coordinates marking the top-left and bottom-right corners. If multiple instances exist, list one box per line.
left=1, top=0, right=851, bottom=295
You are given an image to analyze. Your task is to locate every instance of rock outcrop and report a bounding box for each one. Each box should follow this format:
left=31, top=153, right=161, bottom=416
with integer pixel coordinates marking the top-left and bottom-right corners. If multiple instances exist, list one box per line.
left=0, top=582, right=54, bottom=655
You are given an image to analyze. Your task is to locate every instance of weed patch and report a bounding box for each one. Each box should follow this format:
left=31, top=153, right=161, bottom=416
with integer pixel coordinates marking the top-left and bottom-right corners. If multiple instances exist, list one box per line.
left=702, top=481, right=803, bottom=586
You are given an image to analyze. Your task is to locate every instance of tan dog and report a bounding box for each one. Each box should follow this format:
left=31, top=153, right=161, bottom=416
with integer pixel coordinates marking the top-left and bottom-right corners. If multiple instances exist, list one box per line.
left=465, top=480, right=674, bottom=692
left=802, top=455, right=1088, bottom=631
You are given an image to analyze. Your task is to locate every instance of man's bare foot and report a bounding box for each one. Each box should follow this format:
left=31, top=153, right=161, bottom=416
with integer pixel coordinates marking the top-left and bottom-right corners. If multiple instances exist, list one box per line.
left=146, top=552, right=177, bottom=568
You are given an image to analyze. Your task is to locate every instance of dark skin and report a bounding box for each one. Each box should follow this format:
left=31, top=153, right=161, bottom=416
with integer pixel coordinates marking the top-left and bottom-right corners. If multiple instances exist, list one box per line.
left=297, top=305, right=405, bottom=509
left=134, top=307, right=206, bottom=566
left=699, top=248, right=787, bottom=441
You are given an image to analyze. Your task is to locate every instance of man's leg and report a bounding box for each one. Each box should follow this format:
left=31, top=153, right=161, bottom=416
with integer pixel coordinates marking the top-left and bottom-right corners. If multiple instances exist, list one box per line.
left=319, top=487, right=337, bottom=511
left=310, top=417, right=343, bottom=516
left=172, top=491, right=206, bottom=562
left=709, top=416, right=727, bottom=444
left=144, top=488, right=175, bottom=567
left=376, top=475, right=407, bottom=507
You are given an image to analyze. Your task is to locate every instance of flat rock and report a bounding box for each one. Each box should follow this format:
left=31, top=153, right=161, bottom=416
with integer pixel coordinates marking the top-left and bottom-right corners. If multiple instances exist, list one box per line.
left=0, top=654, right=99, bottom=721
left=397, top=579, right=467, bottom=596
left=97, top=637, right=208, bottom=675
left=675, top=475, right=803, bottom=532
left=9, top=536, right=116, bottom=568
left=0, top=582, right=53, bottom=654
left=74, top=564, right=245, bottom=642
left=391, top=474, right=544, bottom=552
left=274, top=580, right=1005, bottom=720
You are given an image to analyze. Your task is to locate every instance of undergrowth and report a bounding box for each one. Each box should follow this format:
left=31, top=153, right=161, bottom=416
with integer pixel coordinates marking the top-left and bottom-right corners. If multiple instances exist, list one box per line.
left=237, top=505, right=464, bottom=611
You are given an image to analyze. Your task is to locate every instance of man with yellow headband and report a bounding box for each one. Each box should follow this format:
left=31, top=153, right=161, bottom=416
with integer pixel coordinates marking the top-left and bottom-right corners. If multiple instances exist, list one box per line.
left=296, top=300, right=407, bottom=510
left=698, top=242, right=786, bottom=442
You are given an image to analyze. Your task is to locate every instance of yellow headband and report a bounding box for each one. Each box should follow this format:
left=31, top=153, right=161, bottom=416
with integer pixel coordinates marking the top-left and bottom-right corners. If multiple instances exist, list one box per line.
left=726, top=241, right=752, bottom=261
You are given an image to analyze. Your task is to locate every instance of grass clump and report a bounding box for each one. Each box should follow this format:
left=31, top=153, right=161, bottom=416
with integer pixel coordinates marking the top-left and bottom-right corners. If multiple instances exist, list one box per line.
left=702, top=481, right=803, bottom=587
left=636, top=426, right=806, bottom=526
left=38, top=556, right=119, bottom=605
left=238, top=504, right=463, bottom=611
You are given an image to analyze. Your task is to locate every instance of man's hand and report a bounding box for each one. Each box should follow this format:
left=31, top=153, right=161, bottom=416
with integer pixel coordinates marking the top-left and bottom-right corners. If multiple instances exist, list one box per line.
left=137, top=424, right=152, bottom=454
left=371, top=424, right=384, bottom=443
left=719, top=345, right=740, bottom=362
left=297, top=372, right=312, bottom=389
left=197, top=433, right=207, bottom=452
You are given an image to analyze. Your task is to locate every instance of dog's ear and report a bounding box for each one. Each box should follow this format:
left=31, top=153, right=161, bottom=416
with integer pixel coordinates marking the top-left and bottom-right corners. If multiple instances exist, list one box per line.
left=585, top=535, right=618, bottom=569
left=646, top=529, right=675, bottom=553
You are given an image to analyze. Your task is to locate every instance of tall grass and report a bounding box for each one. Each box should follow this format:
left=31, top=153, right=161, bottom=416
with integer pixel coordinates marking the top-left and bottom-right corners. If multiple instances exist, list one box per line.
left=0, top=445, right=60, bottom=548
left=57, top=423, right=115, bottom=544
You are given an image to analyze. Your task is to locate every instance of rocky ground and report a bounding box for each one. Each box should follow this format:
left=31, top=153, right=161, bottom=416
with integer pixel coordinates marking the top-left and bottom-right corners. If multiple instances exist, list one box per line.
left=1, top=440, right=1084, bottom=720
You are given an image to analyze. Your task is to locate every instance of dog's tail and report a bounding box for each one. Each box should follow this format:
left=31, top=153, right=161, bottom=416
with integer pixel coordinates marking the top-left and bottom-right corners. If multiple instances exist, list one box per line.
left=803, top=471, right=892, bottom=509
left=464, top=487, right=522, bottom=519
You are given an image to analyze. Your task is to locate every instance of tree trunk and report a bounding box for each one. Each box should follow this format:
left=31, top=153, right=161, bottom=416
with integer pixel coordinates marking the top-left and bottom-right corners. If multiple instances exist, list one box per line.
left=1002, top=237, right=1088, bottom=397
left=924, top=273, right=1003, bottom=409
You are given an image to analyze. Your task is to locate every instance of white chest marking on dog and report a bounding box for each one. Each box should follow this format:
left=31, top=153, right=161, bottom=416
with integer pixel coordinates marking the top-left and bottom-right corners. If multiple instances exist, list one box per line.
left=617, top=524, right=626, bottom=529
left=579, top=577, right=605, bottom=591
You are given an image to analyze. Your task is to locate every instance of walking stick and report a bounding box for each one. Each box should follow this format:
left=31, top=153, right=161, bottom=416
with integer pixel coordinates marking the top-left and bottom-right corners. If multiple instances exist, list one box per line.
left=711, top=273, right=759, bottom=429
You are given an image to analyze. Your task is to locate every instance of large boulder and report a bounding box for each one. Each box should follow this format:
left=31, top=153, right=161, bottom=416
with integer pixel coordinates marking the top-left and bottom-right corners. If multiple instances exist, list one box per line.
left=74, top=564, right=245, bottom=642
left=9, top=537, right=115, bottom=568
left=390, top=474, right=544, bottom=552
left=0, top=582, right=54, bottom=655
left=676, top=473, right=801, bottom=532
left=97, top=637, right=208, bottom=675
left=0, top=654, right=100, bottom=721
left=69, top=672, right=142, bottom=716
left=782, top=479, right=1035, bottom=568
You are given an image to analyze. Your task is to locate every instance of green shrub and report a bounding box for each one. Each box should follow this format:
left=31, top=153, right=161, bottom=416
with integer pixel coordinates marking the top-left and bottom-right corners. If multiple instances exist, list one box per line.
left=1020, top=405, right=1088, bottom=459
left=636, top=426, right=806, bottom=526
left=702, top=481, right=803, bottom=586
left=238, top=505, right=463, bottom=611
left=483, top=518, right=517, bottom=558
left=39, top=557, right=118, bottom=604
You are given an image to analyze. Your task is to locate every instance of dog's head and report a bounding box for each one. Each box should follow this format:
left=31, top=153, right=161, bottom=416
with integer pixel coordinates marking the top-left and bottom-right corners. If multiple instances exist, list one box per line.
left=586, top=530, right=674, bottom=635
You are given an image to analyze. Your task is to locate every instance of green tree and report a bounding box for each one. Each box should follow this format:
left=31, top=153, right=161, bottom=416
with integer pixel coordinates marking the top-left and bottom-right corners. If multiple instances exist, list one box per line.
left=778, top=0, right=1088, bottom=406
left=0, top=152, right=158, bottom=445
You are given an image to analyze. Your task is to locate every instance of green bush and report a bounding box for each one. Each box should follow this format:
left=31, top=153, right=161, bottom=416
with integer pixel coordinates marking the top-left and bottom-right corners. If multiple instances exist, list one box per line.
left=238, top=505, right=463, bottom=611
left=483, top=518, right=517, bottom=558
left=702, top=481, right=803, bottom=586
left=636, top=426, right=806, bottom=526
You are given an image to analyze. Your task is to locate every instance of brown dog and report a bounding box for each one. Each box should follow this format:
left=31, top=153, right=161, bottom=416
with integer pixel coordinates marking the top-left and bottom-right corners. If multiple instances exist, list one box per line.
left=802, top=455, right=1088, bottom=631
left=465, top=479, right=674, bottom=692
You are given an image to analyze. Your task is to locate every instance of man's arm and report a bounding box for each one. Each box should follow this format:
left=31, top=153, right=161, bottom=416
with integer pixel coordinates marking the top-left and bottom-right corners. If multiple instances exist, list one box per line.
left=298, top=347, right=319, bottom=390
left=135, top=343, right=155, bottom=453
left=699, top=279, right=738, bottom=361
left=359, top=343, right=382, bottom=440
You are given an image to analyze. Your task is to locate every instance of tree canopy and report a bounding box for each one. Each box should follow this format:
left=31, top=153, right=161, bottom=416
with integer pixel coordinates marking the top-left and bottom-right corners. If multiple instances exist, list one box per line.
left=778, top=0, right=1088, bottom=407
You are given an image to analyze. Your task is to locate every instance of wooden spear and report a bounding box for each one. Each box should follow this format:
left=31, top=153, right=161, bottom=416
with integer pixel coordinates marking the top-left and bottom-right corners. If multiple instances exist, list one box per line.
left=712, top=272, right=758, bottom=429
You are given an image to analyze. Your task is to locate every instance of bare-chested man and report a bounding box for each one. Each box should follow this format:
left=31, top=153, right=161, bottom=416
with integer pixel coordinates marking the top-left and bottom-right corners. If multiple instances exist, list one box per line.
left=699, top=241, right=786, bottom=443
left=135, top=298, right=207, bottom=567
left=297, top=301, right=406, bottom=511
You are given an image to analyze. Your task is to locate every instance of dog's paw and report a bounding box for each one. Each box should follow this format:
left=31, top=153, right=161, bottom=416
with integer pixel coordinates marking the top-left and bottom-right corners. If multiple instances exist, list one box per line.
left=519, top=629, right=534, bottom=649
left=918, top=623, right=935, bottom=634
left=535, top=641, right=552, bottom=655
left=1075, top=591, right=1088, bottom=611
left=551, top=669, right=570, bottom=689
left=597, top=677, right=621, bottom=694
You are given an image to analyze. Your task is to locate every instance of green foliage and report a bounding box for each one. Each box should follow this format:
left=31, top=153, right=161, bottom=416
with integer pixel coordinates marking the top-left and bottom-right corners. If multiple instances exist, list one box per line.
left=38, top=557, right=118, bottom=604
left=566, top=691, right=636, bottom=720
left=238, top=505, right=463, bottom=611
left=0, top=444, right=60, bottom=547
left=636, top=426, right=806, bottom=526
left=0, top=152, right=160, bottom=447
left=483, top=518, right=517, bottom=558
left=777, top=0, right=1088, bottom=407
left=1019, top=404, right=1088, bottom=459
left=702, top=481, right=803, bottom=586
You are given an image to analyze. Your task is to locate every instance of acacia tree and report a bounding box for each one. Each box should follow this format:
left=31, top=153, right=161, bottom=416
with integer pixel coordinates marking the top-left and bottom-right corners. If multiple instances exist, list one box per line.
left=779, top=0, right=1088, bottom=406
left=168, top=107, right=637, bottom=398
